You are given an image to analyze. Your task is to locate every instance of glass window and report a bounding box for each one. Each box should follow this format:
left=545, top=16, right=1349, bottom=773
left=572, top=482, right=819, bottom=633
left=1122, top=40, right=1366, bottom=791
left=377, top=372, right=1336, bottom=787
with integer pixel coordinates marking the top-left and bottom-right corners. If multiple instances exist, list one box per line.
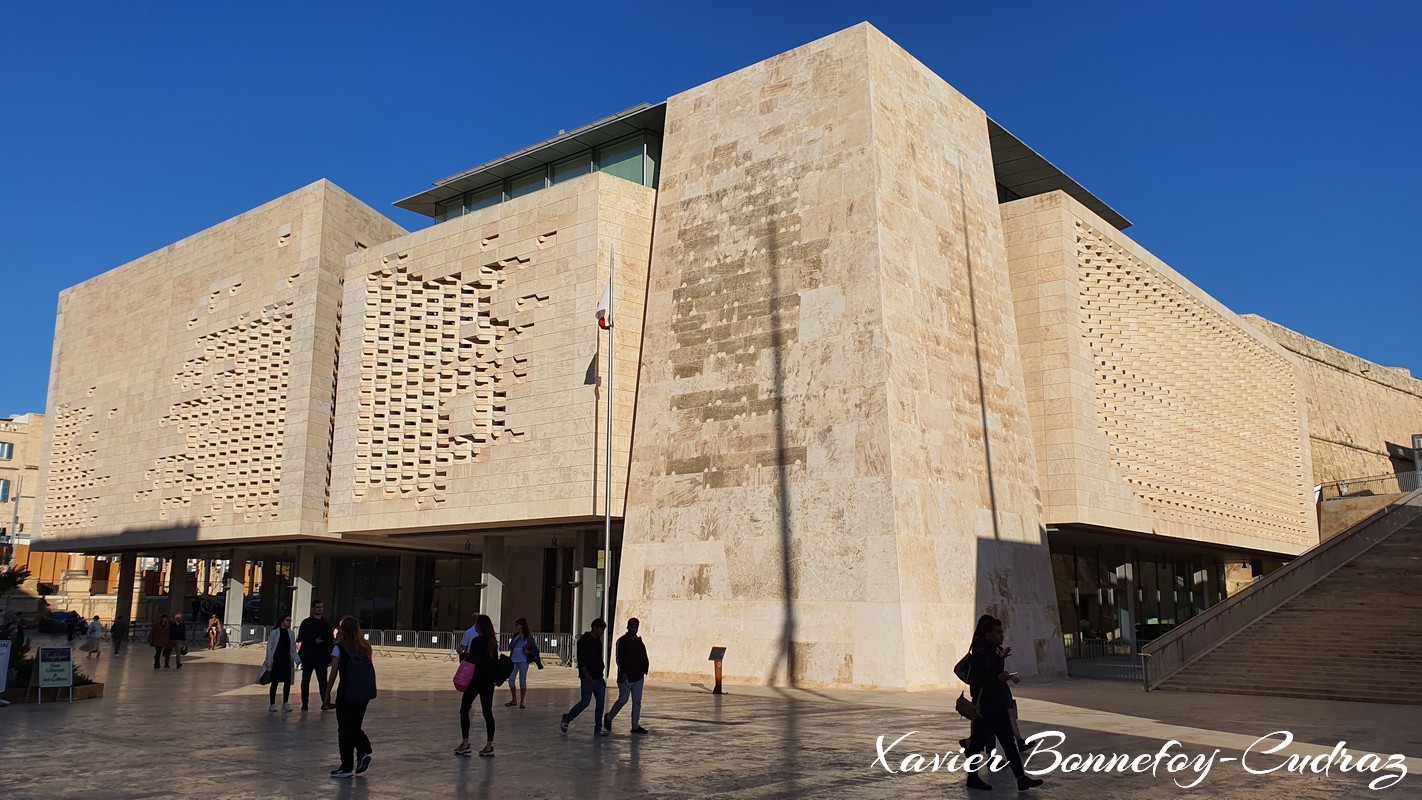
left=465, top=183, right=502, bottom=212
left=644, top=134, right=662, bottom=187
left=0, top=478, right=10, bottom=503
left=507, top=168, right=547, bottom=199
left=551, top=154, right=592, bottom=185
left=434, top=199, right=464, bottom=223
left=598, top=136, right=644, bottom=184
left=0, top=441, right=12, bottom=460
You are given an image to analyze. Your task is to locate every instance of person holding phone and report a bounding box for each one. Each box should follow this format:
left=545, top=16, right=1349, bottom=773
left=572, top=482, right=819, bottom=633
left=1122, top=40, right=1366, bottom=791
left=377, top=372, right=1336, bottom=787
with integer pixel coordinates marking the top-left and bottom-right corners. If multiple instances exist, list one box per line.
left=963, top=615, right=1043, bottom=792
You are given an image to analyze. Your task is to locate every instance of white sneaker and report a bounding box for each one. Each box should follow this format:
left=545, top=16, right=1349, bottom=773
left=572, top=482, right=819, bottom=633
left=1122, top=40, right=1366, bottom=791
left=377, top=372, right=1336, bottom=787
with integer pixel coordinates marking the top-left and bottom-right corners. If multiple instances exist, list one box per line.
left=270, top=704, right=278, bottom=713
left=282, top=703, right=293, bottom=712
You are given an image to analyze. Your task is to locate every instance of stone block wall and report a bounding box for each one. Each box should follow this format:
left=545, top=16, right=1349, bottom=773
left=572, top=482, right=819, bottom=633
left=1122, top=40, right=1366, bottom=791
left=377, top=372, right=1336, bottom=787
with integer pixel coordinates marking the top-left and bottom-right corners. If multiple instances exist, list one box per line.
left=618, top=23, right=1062, bottom=691
left=0, top=414, right=44, bottom=541
left=1243, top=315, right=1422, bottom=487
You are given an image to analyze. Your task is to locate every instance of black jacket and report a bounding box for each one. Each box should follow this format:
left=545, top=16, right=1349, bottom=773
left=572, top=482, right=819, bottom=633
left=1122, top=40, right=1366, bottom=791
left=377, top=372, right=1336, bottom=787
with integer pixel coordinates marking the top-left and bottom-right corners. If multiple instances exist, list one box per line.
left=966, top=647, right=1011, bottom=711
left=170, top=620, right=187, bottom=641
left=577, top=631, right=605, bottom=679
left=615, top=633, right=649, bottom=683
left=297, top=616, right=335, bottom=664
left=464, top=637, right=499, bottom=688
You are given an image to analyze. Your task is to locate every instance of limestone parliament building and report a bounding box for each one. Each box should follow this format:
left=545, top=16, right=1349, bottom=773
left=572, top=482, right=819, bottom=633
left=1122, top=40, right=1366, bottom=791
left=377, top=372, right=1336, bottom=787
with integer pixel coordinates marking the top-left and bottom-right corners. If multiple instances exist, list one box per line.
left=23, top=25, right=1422, bottom=690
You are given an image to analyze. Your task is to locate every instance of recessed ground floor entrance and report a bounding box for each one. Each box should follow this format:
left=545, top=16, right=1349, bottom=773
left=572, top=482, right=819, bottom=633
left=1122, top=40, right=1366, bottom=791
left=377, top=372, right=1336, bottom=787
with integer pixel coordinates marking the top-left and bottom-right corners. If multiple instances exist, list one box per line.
left=1047, top=525, right=1289, bottom=680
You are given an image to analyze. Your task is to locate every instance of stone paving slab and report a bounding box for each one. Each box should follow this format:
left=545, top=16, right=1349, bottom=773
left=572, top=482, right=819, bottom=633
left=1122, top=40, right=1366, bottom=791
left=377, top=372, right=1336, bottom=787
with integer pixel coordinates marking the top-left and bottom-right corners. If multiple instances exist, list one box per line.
left=1, top=636, right=1418, bottom=799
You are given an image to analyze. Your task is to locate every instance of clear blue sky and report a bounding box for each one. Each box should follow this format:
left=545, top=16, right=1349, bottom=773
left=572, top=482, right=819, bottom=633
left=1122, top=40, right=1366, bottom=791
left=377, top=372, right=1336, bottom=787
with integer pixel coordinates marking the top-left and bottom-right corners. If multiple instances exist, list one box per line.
left=2, top=2, right=1419, bottom=417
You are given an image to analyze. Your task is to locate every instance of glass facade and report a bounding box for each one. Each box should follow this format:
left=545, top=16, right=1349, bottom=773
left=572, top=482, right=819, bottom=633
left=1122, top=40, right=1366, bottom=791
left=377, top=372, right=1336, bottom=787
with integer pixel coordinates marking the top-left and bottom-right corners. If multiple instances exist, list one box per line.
left=433, top=131, right=662, bottom=221
left=414, top=555, right=484, bottom=632
left=330, top=555, right=401, bottom=630
left=1051, top=540, right=1229, bottom=657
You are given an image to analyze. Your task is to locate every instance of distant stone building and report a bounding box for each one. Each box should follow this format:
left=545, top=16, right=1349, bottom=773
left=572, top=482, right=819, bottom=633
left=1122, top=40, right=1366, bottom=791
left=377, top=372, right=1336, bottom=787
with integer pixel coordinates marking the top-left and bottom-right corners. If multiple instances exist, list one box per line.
left=2, top=413, right=45, bottom=565
left=30, top=24, right=1422, bottom=689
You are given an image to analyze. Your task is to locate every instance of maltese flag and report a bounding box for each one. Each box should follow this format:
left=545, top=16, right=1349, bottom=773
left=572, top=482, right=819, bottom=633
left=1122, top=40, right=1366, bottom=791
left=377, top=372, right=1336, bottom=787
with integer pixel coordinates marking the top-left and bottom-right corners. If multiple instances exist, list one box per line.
left=594, top=280, right=613, bottom=330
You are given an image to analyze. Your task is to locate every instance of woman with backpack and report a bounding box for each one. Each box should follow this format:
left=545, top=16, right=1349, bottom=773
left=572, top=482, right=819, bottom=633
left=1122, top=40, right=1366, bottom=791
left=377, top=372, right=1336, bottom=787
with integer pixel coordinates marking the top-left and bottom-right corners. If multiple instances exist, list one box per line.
left=327, top=616, right=377, bottom=779
left=454, top=613, right=499, bottom=758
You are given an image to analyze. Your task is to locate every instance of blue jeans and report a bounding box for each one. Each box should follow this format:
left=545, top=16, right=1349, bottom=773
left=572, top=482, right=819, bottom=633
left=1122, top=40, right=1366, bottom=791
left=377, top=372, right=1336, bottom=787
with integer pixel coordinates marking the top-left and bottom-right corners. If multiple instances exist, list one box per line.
left=565, top=678, right=606, bottom=729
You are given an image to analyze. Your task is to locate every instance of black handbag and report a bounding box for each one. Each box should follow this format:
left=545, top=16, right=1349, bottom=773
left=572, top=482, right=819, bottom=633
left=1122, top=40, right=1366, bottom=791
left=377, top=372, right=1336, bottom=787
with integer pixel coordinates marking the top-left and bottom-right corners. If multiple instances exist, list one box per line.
left=955, top=692, right=981, bottom=721
left=258, top=669, right=272, bottom=686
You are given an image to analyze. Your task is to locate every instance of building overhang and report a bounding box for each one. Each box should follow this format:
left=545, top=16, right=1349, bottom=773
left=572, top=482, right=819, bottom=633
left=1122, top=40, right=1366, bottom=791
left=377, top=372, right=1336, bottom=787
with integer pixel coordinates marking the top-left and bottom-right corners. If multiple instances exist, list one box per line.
left=394, top=103, right=667, bottom=218
left=989, top=118, right=1131, bottom=230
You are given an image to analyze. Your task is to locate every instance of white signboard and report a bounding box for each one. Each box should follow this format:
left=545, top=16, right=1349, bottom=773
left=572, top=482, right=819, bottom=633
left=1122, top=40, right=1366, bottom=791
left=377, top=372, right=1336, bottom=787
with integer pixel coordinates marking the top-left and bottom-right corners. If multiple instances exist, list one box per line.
left=39, top=647, right=73, bottom=688
left=0, top=639, right=11, bottom=693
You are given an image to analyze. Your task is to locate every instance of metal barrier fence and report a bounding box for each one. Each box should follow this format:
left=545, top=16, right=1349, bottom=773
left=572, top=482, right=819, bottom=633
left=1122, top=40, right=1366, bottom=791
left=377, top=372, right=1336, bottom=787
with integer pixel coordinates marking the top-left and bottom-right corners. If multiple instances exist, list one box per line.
left=1064, top=639, right=1143, bottom=681
left=414, top=631, right=453, bottom=659
left=236, top=623, right=268, bottom=647
left=517, top=632, right=573, bottom=667
left=380, top=629, right=418, bottom=656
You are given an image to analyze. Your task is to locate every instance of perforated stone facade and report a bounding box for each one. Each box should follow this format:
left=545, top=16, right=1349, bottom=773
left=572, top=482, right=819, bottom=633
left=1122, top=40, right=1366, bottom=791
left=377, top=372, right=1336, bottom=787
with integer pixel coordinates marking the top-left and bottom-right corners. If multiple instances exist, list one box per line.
left=37, top=181, right=406, bottom=546
left=328, top=172, right=652, bottom=533
left=1004, top=191, right=1316, bottom=554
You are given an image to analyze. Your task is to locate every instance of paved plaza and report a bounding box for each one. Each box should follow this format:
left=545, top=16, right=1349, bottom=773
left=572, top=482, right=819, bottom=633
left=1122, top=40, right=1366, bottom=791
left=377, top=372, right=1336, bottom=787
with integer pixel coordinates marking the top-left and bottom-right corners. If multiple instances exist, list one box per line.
left=1, top=635, right=1419, bottom=799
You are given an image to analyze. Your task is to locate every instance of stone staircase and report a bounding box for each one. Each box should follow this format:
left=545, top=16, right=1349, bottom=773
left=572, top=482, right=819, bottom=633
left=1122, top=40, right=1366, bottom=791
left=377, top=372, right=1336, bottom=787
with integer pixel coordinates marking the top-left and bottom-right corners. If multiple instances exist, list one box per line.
left=1155, top=508, right=1422, bottom=704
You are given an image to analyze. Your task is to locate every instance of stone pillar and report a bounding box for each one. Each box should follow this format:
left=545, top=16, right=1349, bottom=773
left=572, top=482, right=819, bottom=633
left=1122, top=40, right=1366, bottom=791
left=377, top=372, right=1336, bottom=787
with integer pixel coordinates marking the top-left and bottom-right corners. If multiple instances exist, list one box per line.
left=60, top=552, right=93, bottom=600
left=1225, top=561, right=1255, bottom=596
left=396, top=556, right=416, bottom=630
left=258, top=562, right=276, bottom=625
left=224, top=553, right=245, bottom=627
left=292, top=547, right=316, bottom=625
left=575, top=530, right=600, bottom=632
left=114, top=552, right=138, bottom=626
left=479, top=535, right=505, bottom=631
left=167, top=554, right=189, bottom=619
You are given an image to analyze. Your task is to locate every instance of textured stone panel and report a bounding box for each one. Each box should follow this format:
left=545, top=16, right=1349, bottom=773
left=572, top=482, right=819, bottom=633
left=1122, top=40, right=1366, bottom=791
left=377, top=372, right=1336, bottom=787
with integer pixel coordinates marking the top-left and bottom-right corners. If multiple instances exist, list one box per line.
left=329, top=172, right=653, bottom=532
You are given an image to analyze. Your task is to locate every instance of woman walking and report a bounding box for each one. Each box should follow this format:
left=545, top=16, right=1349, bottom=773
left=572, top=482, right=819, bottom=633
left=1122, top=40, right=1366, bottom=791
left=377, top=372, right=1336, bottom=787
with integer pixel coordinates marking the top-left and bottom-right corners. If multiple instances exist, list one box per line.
left=455, top=614, right=498, bottom=757
left=505, top=617, right=534, bottom=708
left=83, top=615, right=103, bottom=659
left=264, top=614, right=299, bottom=712
left=963, top=615, right=1043, bottom=792
left=327, top=616, right=378, bottom=779
left=208, top=614, right=223, bottom=650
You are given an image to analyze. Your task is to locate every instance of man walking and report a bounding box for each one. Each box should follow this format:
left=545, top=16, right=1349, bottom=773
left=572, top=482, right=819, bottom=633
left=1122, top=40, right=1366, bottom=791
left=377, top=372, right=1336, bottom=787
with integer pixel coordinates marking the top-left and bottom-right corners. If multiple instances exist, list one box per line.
left=560, top=618, right=608, bottom=736
left=169, top=613, right=187, bottom=669
left=604, top=617, right=650, bottom=734
left=297, top=600, right=335, bottom=711
left=111, top=617, right=129, bottom=655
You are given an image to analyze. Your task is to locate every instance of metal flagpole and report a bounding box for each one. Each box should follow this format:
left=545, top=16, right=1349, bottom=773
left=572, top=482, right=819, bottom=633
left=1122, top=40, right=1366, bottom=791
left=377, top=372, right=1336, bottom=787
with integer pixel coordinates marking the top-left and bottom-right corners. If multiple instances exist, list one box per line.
left=602, top=244, right=615, bottom=676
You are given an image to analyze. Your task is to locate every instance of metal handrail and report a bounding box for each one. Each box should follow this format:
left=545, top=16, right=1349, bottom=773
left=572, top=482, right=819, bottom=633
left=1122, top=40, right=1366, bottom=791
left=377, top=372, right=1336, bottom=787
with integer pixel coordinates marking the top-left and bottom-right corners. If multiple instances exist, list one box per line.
left=1319, top=470, right=1422, bottom=500
left=1140, top=488, right=1422, bottom=690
